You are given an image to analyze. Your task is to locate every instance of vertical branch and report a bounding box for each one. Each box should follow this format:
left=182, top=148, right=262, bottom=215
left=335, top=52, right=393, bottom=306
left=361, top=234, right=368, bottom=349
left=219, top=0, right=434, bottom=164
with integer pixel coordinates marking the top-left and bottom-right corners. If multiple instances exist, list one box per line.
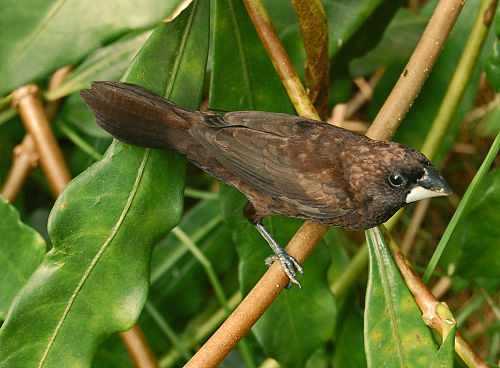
left=119, top=324, right=160, bottom=368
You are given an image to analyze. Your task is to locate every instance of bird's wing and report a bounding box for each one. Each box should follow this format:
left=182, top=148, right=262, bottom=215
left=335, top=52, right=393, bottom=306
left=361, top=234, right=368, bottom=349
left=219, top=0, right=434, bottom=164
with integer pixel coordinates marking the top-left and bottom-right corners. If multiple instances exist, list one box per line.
left=189, top=112, right=356, bottom=219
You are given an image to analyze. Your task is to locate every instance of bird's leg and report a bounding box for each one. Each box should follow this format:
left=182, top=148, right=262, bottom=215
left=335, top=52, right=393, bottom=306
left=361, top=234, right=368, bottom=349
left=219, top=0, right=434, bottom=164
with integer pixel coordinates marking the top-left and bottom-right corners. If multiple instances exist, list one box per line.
left=254, top=222, right=304, bottom=289
left=243, top=202, right=303, bottom=288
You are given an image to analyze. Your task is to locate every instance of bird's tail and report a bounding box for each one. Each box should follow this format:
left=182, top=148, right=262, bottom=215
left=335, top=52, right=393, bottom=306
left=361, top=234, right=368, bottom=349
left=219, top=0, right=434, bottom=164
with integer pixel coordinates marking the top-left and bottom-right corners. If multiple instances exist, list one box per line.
left=80, top=81, right=204, bottom=150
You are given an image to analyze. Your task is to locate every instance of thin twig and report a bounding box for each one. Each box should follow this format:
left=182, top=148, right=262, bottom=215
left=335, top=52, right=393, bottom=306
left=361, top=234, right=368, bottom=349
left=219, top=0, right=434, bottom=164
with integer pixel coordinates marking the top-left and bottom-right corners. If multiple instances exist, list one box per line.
left=344, top=68, right=385, bottom=119
left=119, top=324, right=160, bottom=368
left=1, top=67, right=72, bottom=202
left=11, top=84, right=72, bottom=197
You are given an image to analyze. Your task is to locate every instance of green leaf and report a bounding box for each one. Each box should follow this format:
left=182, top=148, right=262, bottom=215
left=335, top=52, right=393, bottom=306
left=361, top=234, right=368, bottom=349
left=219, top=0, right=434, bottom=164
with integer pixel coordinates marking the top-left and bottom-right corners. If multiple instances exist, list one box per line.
left=428, top=325, right=456, bottom=368
left=0, top=0, right=182, bottom=95
left=0, top=196, right=46, bottom=320
left=486, top=41, right=500, bottom=91
left=304, top=348, right=330, bottom=368
left=148, top=198, right=235, bottom=326
left=364, top=227, right=437, bottom=368
left=0, top=1, right=209, bottom=366
left=350, top=8, right=427, bottom=76
left=46, top=30, right=152, bottom=101
left=219, top=185, right=336, bottom=368
left=326, top=0, right=404, bottom=61
left=210, top=0, right=295, bottom=113
left=453, top=167, right=500, bottom=287
left=332, top=294, right=367, bottom=368
left=429, top=305, right=456, bottom=368
left=426, top=132, right=500, bottom=283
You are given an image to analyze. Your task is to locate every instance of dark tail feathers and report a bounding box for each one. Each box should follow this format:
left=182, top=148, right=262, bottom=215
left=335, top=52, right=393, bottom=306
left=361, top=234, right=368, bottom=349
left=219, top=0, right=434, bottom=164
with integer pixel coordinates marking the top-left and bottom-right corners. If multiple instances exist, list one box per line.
left=80, top=81, right=203, bottom=150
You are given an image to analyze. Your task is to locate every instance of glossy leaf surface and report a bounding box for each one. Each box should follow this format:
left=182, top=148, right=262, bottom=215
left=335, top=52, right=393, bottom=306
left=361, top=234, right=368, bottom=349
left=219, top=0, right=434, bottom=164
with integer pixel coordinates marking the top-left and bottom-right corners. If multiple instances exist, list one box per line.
left=454, top=167, right=500, bottom=287
left=0, top=0, right=181, bottom=95
left=0, top=2, right=209, bottom=366
left=0, top=196, right=46, bottom=320
left=364, top=228, right=437, bottom=367
left=210, top=0, right=294, bottom=113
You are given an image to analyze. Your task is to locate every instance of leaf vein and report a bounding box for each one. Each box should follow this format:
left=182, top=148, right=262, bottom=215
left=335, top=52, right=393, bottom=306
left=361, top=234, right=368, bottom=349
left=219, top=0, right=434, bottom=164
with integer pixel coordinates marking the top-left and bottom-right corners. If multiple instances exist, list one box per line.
left=38, top=148, right=151, bottom=367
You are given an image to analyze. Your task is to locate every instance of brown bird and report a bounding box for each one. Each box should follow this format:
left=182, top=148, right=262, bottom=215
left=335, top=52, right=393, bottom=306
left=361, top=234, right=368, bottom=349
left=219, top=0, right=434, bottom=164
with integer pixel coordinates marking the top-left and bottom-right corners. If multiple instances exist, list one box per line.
left=81, top=81, right=451, bottom=287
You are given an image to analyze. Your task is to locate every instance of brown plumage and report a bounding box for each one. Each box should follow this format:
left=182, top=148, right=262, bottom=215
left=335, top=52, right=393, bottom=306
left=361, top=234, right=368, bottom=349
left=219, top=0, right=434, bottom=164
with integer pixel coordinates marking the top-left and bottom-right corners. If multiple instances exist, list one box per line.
left=81, top=81, right=451, bottom=287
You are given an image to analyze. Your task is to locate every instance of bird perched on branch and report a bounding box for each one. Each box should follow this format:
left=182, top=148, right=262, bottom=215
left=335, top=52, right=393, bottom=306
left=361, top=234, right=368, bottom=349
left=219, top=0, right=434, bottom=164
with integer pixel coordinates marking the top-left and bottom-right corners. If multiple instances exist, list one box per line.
left=81, top=81, right=451, bottom=288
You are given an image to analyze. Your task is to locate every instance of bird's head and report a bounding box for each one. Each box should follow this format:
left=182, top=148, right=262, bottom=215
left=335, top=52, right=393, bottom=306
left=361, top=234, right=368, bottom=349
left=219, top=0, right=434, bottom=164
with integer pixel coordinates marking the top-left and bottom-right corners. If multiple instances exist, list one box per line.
left=345, top=140, right=452, bottom=226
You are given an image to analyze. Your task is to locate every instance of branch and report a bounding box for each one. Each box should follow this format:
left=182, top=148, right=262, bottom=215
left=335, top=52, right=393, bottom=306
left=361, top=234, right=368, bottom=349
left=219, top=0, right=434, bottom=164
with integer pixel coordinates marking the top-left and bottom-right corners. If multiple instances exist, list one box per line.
left=119, top=324, right=160, bottom=368
left=2, top=67, right=72, bottom=202
left=11, top=84, right=72, bottom=197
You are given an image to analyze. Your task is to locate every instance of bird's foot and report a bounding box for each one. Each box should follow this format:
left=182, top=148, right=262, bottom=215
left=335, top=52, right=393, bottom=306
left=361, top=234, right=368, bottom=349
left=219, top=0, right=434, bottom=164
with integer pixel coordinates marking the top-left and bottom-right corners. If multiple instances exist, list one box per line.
left=265, top=250, right=304, bottom=289
left=254, top=223, right=304, bottom=289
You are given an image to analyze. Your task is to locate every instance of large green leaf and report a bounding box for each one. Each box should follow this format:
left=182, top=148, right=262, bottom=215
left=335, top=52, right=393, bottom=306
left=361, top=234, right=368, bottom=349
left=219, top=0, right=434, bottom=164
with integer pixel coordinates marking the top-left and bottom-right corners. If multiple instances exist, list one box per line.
left=364, top=228, right=437, bottom=368
left=47, top=29, right=152, bottom=101
left=0, top=196, right=46, bottom=320
left=453, top=167, right=500, bottom=288
left=350, top=8, right=427, bottom=76
left=209, top=0, right=294, bottom=113
left=0, top=1, right=209, bottom=366
left=0, top=0, right=182, bottom=95
left=332, top=295, right=367, bottom=368
left=219, top=185, right=336, bottom=368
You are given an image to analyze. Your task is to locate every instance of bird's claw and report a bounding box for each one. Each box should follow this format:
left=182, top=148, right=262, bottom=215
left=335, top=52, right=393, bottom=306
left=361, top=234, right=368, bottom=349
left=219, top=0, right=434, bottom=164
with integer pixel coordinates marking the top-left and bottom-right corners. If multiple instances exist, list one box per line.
left=254, top=222, right=304, bottom=289
left=265, top=250, right=304, bottom=289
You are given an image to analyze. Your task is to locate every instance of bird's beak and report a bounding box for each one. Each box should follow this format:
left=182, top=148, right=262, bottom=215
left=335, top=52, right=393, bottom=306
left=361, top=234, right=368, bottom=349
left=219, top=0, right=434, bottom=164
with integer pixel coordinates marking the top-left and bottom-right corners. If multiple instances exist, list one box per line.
left=406, top=165, right=452, bottom=203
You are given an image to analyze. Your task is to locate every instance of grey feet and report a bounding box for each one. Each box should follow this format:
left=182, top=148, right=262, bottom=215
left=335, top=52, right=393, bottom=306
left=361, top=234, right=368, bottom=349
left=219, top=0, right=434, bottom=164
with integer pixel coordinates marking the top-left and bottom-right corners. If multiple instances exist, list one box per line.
left=255, top=223, right=304, bottom=288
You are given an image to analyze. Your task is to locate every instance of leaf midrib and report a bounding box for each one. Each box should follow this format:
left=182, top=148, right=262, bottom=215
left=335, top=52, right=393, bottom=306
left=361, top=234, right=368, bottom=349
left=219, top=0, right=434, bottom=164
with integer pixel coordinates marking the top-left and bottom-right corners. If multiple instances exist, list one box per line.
left=369, top=228, right=406, bottom=367
left=37, top=148, right=151, bottom=367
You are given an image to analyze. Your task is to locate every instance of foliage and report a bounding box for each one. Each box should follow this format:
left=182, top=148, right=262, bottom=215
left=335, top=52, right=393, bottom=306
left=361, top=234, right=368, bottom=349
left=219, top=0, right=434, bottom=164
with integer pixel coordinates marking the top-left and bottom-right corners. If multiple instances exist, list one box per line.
left=0, top=0, right=499, bottom=367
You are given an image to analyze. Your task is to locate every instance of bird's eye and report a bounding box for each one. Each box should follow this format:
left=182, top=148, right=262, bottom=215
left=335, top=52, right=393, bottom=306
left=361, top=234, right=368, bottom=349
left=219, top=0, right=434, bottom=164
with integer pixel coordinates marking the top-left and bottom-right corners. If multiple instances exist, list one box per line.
left=389, top=173, right=406, bottom=187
